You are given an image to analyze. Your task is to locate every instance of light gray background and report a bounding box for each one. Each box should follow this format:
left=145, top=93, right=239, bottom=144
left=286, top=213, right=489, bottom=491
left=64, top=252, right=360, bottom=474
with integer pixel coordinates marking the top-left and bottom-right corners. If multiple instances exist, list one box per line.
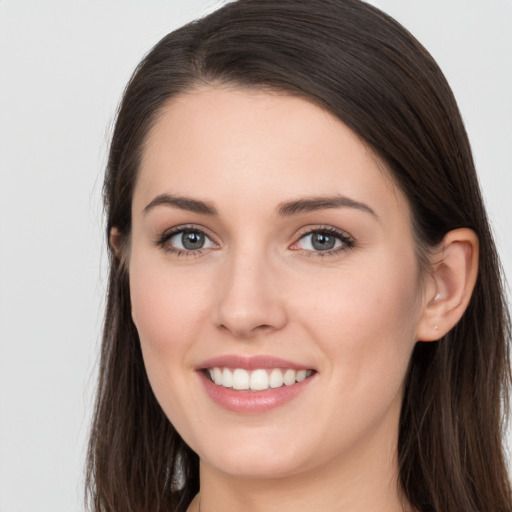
left=0, top=1, right=510, bottom=511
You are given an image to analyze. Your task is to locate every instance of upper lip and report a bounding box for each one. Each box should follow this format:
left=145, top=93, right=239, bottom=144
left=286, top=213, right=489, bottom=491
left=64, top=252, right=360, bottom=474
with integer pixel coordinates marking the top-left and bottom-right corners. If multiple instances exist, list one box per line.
left=197, top=355, right=314, bottom=371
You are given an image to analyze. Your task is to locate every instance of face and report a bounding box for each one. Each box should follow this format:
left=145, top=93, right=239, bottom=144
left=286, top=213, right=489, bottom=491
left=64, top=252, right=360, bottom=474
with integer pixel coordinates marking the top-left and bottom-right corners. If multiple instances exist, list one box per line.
left=128, top=86, right=426, bottom=480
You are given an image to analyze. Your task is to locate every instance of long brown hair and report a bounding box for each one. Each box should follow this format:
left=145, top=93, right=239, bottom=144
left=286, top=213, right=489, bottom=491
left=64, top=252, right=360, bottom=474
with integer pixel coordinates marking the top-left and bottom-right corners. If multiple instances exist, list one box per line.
left=86, top=1, right=512, bottom=511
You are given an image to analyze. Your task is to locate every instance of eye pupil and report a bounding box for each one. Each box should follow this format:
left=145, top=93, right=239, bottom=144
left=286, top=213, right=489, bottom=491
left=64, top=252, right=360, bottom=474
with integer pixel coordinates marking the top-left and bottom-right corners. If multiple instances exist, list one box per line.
left=312, top=232, right=336, bottom=251
left=182, top=231, right=205, bottom=250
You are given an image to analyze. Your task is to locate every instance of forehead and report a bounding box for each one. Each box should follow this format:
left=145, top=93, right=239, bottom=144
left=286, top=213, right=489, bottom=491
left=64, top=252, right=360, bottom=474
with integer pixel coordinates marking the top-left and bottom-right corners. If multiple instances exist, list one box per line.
left=135, top=86, right=409, bottom=222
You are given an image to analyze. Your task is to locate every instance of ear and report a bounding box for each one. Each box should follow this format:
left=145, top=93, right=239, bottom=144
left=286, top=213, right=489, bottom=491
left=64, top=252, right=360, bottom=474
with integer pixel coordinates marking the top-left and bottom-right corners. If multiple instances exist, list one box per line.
left=416, top=228, right=479, bottom=342
left=110, top=227, right=123, bottom=259
left=110, top=227, right=136, bottom=321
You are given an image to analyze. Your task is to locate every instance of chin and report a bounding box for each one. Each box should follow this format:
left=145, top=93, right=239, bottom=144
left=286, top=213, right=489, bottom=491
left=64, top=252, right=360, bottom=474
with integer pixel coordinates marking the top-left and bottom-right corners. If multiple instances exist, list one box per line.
left=189, top=425, right=320, bottom=480
left=203, top=449, right=308, bottom=480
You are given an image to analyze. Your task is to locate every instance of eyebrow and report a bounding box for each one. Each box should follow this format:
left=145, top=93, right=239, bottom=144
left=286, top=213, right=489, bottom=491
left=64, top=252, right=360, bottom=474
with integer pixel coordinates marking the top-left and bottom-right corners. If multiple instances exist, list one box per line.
left=277, top=195, right=378, bottom=218
left=143, top=194, right=218, bottom=216
left=143, top=193, right=377, bottom=219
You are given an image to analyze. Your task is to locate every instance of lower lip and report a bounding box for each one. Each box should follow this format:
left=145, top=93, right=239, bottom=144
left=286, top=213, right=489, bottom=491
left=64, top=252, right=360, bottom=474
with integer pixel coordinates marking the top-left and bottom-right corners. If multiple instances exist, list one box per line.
left=198, top=371, right=315, bottom=413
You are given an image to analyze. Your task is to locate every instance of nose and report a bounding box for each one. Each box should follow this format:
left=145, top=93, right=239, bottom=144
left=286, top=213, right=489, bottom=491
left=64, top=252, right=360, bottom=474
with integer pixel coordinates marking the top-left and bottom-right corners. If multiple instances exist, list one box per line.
left=213, top=248, right=288, bottom=339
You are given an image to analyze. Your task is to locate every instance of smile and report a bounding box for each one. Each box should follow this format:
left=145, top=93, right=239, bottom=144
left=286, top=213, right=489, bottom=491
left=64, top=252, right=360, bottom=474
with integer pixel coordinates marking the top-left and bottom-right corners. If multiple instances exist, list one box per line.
left=198, top=355, right=317, bottom=412
left=206, top=367, right=315, bottom=391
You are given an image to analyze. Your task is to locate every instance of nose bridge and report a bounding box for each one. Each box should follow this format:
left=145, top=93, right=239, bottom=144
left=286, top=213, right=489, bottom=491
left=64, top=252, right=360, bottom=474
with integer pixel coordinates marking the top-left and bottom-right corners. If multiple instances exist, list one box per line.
left=214, top=241, right=287, bottom=338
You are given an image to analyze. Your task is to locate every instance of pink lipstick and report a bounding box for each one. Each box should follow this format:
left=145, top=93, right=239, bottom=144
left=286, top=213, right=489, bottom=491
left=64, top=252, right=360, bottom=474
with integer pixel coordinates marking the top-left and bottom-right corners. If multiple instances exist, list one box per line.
left=196, top=355, right=316, bottom=413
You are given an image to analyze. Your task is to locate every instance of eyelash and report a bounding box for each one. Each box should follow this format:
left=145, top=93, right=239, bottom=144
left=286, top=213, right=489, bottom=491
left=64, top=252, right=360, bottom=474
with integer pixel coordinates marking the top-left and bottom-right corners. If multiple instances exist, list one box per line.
left=154, top=225, right=355, bottom=258
left=292, top=226, right=355, bottom=258
left=155, top=224, right=217, bottom=257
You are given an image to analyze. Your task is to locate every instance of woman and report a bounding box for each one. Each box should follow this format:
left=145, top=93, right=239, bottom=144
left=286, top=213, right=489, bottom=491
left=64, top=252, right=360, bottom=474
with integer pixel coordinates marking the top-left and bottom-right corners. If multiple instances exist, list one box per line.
left=86, top=1, right=512, bottom=511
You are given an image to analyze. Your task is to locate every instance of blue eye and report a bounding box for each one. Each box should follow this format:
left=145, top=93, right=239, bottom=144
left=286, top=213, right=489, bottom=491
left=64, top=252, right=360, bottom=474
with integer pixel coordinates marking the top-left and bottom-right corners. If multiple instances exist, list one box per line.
left=172, top=230, right=207, bottom=250
left=294, top=228, right=354, bottom=254
left=157, top=227, right=216, bottom=254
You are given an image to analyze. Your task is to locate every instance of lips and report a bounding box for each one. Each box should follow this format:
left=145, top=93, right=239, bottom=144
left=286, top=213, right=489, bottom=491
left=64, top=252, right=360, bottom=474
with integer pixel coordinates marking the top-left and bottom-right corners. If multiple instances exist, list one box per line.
left=197, top=355, right=316, bottom=412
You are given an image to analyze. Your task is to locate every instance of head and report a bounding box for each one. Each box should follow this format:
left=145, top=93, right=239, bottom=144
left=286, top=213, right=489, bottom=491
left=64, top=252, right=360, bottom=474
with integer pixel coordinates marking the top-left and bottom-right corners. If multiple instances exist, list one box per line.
left=87, top=1, right=511, bottom=512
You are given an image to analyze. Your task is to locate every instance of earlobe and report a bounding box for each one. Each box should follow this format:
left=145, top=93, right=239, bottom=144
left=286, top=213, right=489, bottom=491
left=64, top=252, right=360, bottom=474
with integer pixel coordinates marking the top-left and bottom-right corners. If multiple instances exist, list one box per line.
left=110, top=227, right=123, bottom=258
left=416, top=228, right=479, bottom=342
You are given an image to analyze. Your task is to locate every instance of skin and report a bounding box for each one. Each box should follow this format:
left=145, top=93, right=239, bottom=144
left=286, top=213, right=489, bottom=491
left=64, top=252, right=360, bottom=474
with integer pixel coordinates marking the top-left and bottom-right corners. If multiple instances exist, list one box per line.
left=124, top=86, right=476, bottom=512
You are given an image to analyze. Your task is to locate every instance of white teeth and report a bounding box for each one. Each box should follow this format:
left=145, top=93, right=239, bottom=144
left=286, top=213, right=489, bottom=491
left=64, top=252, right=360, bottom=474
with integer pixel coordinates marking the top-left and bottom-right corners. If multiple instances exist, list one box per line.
left=269, top=368, right=284, bottom=388
left=232, top=368, right=250, bottom=390
left=213, top=367, right=223, bottom=385
left=296, top=369, right=307, bottom=382
left=207, top=367, right=313, bottom=391
left=250, top=369, right=269, bottom=391
left=222, top=368, right=233, bottom=388
left=283, top=369, right=296, bottom=386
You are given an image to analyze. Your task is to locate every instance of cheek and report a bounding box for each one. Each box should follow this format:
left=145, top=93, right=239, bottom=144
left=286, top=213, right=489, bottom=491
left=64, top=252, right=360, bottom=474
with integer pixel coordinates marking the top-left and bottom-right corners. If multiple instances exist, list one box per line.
left=295, top=249, right=422, bottom=391
left=127, top=251, right=213, bottom=412
left=129, top=255, right=207, bottom=349
left=130, top=271, right=178, bottom=355
left=128, top=254, right=214, bottom=438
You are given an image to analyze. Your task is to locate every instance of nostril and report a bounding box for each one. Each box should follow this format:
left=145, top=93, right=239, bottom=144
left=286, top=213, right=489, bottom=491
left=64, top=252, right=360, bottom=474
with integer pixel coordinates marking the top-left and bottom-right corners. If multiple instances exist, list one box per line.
left=213, top=259, right=288, bottom=336
left=217, top=321, right=280, bottom=339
